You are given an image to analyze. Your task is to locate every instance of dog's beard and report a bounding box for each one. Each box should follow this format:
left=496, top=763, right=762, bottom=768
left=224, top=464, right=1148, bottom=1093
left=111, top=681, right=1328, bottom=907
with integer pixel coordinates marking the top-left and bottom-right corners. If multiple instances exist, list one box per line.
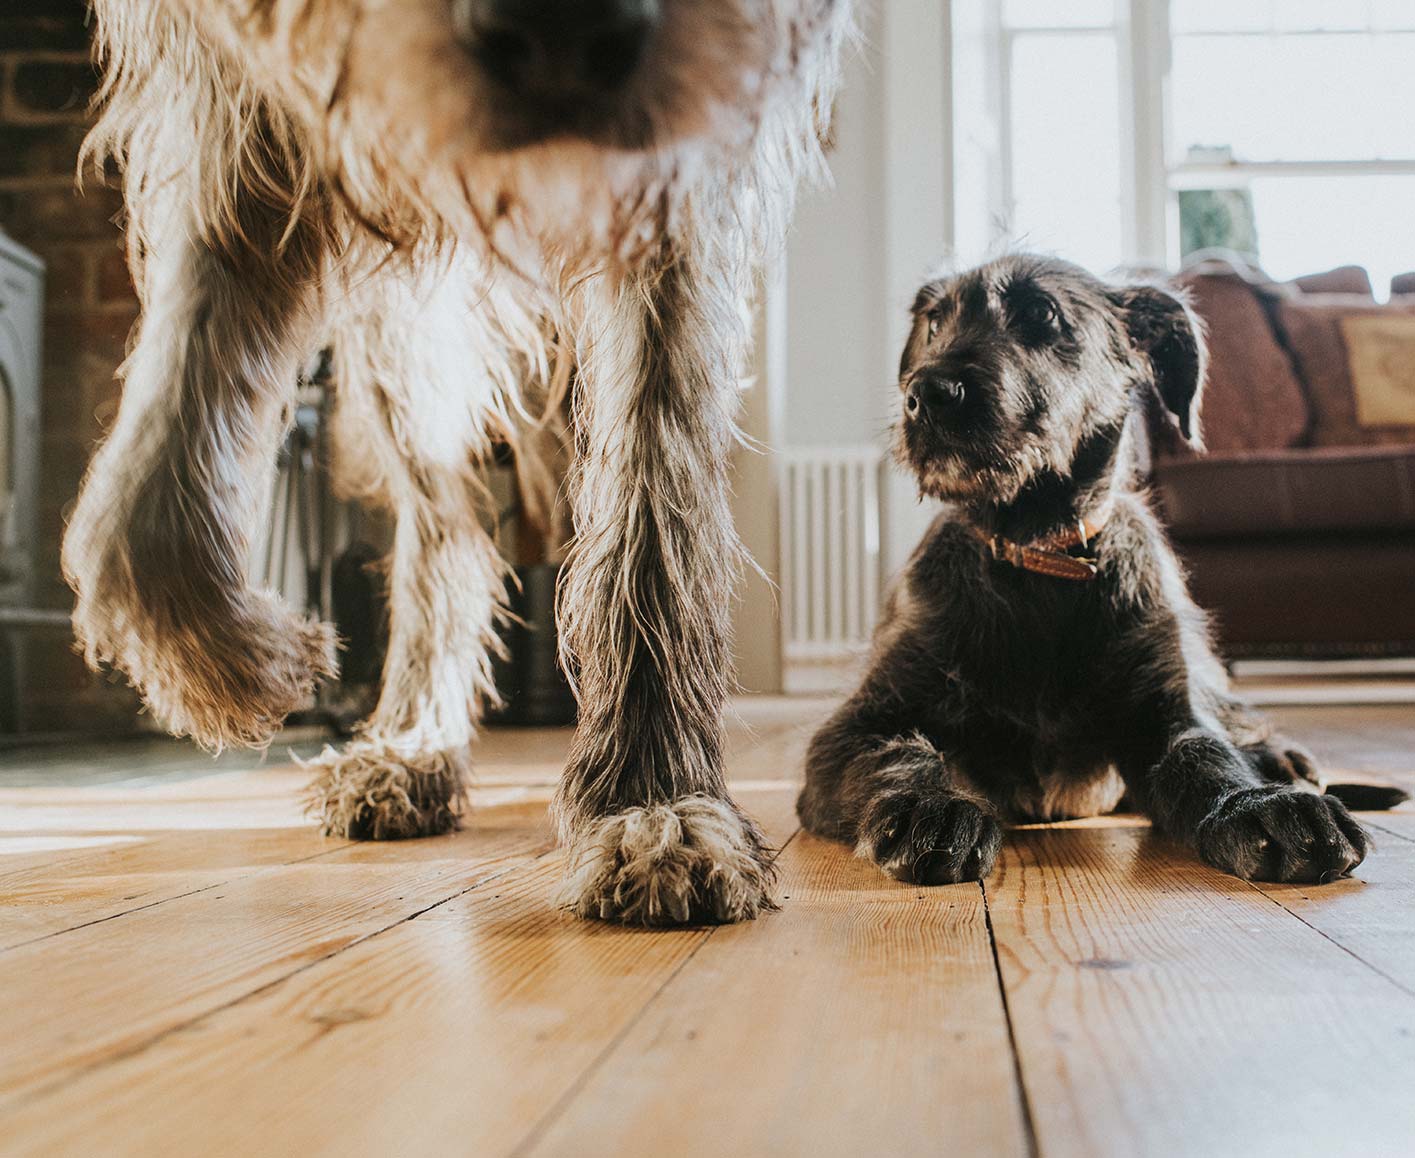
left=896, top=422, right=1061, bottom=508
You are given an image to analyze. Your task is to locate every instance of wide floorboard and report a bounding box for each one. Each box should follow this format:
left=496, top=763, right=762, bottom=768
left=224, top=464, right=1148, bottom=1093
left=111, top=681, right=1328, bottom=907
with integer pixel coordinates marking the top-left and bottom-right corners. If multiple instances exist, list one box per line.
left=1, top=699, right=1412, bottom=1157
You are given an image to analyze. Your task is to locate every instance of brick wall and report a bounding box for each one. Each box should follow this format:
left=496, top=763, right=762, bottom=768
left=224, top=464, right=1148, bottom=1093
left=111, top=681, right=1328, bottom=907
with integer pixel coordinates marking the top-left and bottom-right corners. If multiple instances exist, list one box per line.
left=0, top=1, right=141, bottom=732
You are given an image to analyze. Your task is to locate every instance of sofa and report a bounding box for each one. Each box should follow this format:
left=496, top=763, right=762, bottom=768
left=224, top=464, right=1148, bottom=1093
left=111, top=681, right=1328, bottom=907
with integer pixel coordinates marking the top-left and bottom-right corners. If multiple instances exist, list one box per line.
left=1148, top=258, right=1415, bottom=658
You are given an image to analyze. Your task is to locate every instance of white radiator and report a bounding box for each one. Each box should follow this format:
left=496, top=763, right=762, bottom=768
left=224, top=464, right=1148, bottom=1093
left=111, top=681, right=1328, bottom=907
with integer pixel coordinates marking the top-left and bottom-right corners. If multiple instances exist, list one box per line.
left=777, top=445, right=883, bottom=692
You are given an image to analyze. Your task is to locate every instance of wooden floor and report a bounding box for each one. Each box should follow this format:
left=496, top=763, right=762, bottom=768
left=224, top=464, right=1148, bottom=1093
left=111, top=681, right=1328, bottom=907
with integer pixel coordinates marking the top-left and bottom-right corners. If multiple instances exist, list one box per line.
left=2, top=697, right=1414, bottom=1157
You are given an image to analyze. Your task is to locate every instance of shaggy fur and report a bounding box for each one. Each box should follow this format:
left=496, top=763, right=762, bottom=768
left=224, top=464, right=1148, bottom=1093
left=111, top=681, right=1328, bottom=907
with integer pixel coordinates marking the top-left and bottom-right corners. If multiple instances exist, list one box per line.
left=799, top=255, right=1405, bottom=888
left=304, top=741, right=472, bottom=840
left=66, top=0, right=851, bottom=924
left=559, top=794, right=777, bottom=925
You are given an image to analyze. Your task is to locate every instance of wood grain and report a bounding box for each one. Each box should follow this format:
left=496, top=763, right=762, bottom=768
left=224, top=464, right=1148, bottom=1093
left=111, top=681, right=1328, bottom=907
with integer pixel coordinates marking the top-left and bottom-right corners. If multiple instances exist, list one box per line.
left=4, top=698, right=1415, bottom=1158
left=987, top=824, right=1415, bottom=1158
left=0, top=798, right=553, bottom=1107
left=0, top=826, right=347, bottom=950
left=524, top=830, right=1030, bottom=1158
left=0, top=855, right=707, bottom=1158
left=1248, top=809, right=1415, bottom=996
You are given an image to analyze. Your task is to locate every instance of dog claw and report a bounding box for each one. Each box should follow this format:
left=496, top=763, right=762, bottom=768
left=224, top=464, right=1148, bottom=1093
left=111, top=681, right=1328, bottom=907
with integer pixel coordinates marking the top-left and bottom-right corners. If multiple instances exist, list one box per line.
left=863, top=790, right=1002, bottom=885
left=1197, top=787, right=1368, bottom=884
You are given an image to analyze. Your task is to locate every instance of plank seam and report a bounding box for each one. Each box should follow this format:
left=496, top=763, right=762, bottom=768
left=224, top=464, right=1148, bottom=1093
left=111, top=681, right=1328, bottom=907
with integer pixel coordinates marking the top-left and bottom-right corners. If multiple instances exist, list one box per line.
left=6, top=845, right=555, bottom=1110
left=1244, top=880, right=1415, bottom=1001
left=980, top=875, right=1041, bottom=1158
left=0, top=843, right=354, bottom=957
left=507, top=826, right=804, bottom=1158
left=1360, top=816, right=1415, bottom=846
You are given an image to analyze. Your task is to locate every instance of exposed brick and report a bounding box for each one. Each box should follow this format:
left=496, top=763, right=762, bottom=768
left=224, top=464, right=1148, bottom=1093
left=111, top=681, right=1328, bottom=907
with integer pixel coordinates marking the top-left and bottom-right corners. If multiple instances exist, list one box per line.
left=42, top=303, right=134, bottom=360
left=0, top=4, right=93, bottom=53
left=36, top=243, right=91, bottom=309
left=0, top=181, right=122, bottom=243
left=95, top=243, right=133, bottom=304
left=0, top=4, right=142, bottom=733
left=0, top=123, right=88, bottom=179
left=7, top=58, right=97, bottom=121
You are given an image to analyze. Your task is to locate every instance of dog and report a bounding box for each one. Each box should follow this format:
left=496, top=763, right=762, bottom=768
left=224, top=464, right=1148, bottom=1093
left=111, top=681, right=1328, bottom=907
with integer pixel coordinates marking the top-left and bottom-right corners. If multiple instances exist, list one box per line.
left=798, top=253, right=1407, bottom=887
left=63, top=0, right=852, bottom=926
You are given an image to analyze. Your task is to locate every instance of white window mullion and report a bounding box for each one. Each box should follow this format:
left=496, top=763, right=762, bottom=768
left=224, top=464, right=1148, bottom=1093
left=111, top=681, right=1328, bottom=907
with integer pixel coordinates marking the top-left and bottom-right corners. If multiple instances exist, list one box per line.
left=994, top=17, right=1015, bottom=250
left=1122, top=0, right=1172, bottom=266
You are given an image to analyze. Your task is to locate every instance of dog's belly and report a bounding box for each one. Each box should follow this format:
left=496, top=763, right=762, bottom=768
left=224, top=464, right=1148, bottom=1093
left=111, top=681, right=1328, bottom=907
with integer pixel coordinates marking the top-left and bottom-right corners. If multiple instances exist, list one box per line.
left=1007, top=765, right=1128, bottom=823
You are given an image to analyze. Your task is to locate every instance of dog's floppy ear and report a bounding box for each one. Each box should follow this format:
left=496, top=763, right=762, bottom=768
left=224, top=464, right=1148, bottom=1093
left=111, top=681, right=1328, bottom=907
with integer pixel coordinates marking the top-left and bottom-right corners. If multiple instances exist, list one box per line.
left=1114, top=283, right=1207, bottom=446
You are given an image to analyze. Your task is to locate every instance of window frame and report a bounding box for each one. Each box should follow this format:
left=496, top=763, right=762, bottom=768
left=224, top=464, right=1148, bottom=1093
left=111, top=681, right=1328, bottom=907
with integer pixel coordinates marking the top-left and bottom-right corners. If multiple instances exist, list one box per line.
left=977, top=0, right=1415, bottom=270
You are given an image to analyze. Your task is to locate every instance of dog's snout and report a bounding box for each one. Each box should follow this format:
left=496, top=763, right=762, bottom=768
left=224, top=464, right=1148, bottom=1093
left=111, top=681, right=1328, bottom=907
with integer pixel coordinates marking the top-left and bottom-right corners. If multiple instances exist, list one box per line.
left=464, top=0, right=659, bottom=100
left=906, top=376, right=966, bottom=420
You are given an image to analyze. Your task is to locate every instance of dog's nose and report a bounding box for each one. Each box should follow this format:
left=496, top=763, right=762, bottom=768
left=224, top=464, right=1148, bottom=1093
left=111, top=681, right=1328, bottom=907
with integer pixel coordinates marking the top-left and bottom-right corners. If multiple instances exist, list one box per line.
left=905, top=376, right=965, bottom=419
left=463, top=0, right=659, bottom=99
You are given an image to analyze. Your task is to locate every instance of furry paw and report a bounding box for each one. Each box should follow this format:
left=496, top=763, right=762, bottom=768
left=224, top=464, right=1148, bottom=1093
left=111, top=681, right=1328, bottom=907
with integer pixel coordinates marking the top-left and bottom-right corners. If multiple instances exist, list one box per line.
left=560, top=795, right=777, bottom=926
left=1197, top=786, right=1368, bottom=883
left=304, top=742, right=470, bottom=840
left=1242, top=737, right=1324, bottom=792
left=72, top=584, right=337, bottom=750
left=859, top=789, right=1003, bottom=885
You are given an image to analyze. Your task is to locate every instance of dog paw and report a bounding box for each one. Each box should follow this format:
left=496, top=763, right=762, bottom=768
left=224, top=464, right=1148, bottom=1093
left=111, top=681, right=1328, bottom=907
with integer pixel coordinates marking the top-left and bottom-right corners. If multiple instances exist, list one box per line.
left=73, top=583, right=337, bottom=750
left=859, top=790, right=1003, bottom=885
left=1242, top=737, right=1324, bottom=792
left=559, top=795, right=777, bottom=925
left=305, top=742, right=470, bottom=840
left=1196, top=786, right=1368, bottom=883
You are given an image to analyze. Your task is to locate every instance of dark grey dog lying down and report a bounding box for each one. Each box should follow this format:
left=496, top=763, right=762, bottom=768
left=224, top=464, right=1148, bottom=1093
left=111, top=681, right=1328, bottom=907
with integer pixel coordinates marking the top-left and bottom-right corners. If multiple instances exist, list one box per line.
left=798, top=254, right=1407, bottom=887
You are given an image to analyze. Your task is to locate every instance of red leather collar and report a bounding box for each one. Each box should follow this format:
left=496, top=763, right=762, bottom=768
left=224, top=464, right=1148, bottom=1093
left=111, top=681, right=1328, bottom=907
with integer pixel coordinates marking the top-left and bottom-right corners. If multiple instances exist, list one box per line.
left=970, top=507, right=1111, bottom=582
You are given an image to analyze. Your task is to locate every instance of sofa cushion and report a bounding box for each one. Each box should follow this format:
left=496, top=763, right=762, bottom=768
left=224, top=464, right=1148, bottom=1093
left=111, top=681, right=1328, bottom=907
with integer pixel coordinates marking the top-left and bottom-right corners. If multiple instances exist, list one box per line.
left=1270, top=294, right=1415, bottom=447
left=1340, top=314, right=1415, bottom=428
left=1173, top=268, right=1310, bottom=454
left=1176, top=535, right=1415, bottom=654
left=1290, top=265, right=1374, bottom=297
left=1152, top=444, right=1415, bottom=539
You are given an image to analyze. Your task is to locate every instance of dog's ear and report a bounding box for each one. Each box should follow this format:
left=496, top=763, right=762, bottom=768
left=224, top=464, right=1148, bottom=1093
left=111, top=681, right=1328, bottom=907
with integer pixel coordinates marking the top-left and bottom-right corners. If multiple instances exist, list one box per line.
left=1113, top=284, right=1207, bottom=446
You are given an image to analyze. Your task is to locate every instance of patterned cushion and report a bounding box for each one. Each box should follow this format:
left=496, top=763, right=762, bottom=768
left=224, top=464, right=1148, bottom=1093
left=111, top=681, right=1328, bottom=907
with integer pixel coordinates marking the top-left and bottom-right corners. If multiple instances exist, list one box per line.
left=1270, top=295, right=1415, bottom=447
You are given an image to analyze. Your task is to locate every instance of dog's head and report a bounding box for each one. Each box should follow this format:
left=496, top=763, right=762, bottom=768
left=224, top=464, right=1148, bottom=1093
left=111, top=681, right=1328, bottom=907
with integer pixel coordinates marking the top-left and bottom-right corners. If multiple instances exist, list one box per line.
left=895, top=254, right=1205, bottom=507
left=168, top=0, right=844, bottom=248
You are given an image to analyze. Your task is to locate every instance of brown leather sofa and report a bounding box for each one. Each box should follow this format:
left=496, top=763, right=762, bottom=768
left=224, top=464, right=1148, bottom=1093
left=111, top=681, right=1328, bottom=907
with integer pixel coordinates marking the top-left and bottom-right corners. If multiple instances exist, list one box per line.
left=1149, top=259, right=1415, bottom=658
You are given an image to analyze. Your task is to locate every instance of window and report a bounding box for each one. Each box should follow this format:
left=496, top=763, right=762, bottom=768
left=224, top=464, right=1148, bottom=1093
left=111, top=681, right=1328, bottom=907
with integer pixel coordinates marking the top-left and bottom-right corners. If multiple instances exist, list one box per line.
left=952, top=0, right=1415, bottom=296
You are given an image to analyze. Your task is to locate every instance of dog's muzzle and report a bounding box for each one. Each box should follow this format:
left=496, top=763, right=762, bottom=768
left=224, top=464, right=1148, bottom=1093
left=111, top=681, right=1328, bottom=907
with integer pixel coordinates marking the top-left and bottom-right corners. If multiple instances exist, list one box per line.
left=458, top=0, right=659, bottom=104
left=904, top=375, right=965, bottom=423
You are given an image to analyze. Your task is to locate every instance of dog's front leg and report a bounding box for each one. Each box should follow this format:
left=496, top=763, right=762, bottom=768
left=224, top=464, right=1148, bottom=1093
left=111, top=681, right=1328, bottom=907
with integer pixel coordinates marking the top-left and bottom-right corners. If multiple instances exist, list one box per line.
left=799, top=702, right=1003, bottom=885
left=1126, top=728, right=1369, bottom=883
left=554, top=253, right=774, bottom=926
left=62, top=189, right=335, bottom=748
left=305, top=264, right=515, bottom=840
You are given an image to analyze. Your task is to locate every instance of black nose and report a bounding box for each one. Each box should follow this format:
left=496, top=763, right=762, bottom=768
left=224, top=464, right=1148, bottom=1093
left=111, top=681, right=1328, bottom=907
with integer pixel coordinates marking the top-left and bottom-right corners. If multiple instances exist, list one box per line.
left=463, top=0, right=658, bottom=99
left=905, top=376, right=965, bottom=419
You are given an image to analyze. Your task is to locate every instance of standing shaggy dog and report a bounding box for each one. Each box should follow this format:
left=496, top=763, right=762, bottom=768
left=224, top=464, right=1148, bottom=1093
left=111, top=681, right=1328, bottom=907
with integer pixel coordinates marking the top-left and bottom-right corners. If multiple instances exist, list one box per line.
left=799, top=255, right=1404, bottom=887
left=64, top=0, right=851, bottom=925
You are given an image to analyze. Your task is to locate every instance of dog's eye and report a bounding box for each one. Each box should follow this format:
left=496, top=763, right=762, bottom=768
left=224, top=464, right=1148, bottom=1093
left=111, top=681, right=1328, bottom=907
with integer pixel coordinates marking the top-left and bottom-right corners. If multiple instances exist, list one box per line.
left=1015, top=298, right=1059, bottom=331
left=926, top=309, right=943, bottom=341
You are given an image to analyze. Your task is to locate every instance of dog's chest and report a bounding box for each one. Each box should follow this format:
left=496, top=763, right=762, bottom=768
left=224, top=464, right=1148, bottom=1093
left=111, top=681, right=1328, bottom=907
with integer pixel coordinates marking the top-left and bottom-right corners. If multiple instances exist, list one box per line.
left=911, top=545, right=1135, bottom=818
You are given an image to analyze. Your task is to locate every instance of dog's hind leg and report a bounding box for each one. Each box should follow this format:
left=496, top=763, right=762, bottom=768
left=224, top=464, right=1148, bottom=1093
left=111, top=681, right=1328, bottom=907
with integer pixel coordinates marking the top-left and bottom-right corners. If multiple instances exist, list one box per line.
left=553, top=250, right=774, bottom=926
left=62, top=180, right=337, bottom=749
left=304, top=261, right=525, bottom=840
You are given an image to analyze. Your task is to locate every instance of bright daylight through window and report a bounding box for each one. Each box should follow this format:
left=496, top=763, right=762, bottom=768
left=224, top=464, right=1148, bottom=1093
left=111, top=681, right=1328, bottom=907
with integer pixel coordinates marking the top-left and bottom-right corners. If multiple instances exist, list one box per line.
left=953, top=0, right=1415, bottom=296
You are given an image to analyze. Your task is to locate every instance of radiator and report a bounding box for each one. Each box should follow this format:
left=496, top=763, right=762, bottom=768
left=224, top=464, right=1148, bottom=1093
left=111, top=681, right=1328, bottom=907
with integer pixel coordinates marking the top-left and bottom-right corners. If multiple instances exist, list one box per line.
left=777, top=446, right=883, bottom=692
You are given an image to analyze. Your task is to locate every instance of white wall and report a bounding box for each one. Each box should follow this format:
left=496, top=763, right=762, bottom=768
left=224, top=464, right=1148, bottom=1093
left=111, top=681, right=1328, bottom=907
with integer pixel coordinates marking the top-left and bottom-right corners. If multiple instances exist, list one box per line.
left=732, top=1, right=955, bottom=692
left=778, top=1, right=952, bottom=590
